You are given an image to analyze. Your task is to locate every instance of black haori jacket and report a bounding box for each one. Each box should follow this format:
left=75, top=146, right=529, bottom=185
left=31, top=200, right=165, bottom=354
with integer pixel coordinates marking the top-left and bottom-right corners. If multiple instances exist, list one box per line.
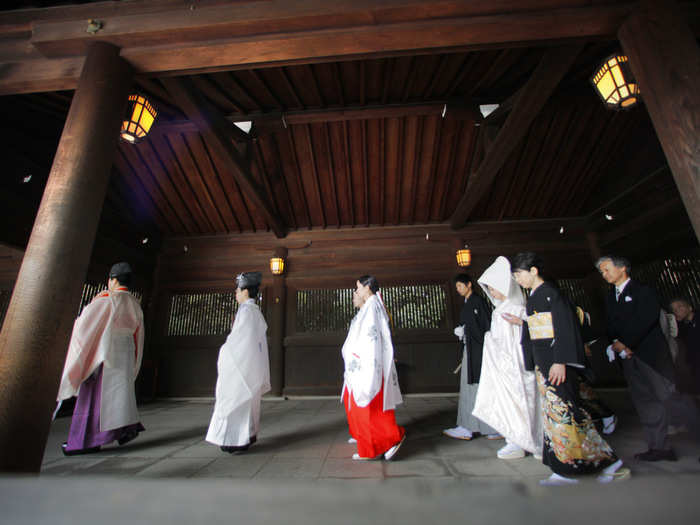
left=605, top=279, right=675, bottom=381
left=459, top=293, right=491, bottom=384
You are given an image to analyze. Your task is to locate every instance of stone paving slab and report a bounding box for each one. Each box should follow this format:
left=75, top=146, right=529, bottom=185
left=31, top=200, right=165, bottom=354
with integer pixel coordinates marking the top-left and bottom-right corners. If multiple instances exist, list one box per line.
left=135, top=458, right=216, bottom=478
left=320, top=457, right=384, bottom=478
left=190, top=455, right=272, bottom=479
left=40, top=391, right=700, bottom=486
left=254, top=457, right=324, bottom=479
left=5, top=474, right=700, bottom=525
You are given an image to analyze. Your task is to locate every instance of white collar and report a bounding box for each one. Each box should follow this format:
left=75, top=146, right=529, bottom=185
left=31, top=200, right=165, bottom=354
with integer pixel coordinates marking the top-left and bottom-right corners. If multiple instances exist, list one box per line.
left=616, top=278, right=631, bottom=294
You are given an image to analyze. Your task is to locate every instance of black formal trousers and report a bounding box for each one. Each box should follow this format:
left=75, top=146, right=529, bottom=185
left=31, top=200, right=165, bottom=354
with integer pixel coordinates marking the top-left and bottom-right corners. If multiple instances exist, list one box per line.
left=622, top=355, right=699, bottom=450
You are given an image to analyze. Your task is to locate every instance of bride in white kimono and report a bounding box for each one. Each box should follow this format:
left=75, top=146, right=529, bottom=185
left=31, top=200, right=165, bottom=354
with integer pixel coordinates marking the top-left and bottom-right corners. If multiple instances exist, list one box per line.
left=206, top=272, right=270, bottom=453
left=472, top=256, right=542, bottom=460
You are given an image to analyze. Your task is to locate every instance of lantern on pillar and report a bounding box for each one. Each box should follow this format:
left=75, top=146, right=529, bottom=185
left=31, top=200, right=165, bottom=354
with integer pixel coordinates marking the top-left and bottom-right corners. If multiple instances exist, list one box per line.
left=270, top=247, right=288, bottom=275
left=270, top=257, right=285, bottom=275
left=120, top=94, right=157, bottom=143
left=456, top=247, right=472, bottom=267
left=590, top=54, right=640, bottom=110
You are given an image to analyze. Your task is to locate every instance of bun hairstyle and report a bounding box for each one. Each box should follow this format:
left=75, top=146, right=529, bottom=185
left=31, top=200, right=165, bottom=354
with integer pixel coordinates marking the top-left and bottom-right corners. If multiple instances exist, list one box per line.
left=511, top=251, right=544, bottom=273
left=357, top=275, right=379, bottom=294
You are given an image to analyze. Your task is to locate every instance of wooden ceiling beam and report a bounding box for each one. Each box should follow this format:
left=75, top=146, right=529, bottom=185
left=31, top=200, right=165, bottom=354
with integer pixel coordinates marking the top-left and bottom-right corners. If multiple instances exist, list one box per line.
left=0, top=1, right=661, bottom=95
left=161, top=76, right=287, bottom=238
left=155, top=102, right=466, bottom=136
left=449, top=44, right=583, bottom=229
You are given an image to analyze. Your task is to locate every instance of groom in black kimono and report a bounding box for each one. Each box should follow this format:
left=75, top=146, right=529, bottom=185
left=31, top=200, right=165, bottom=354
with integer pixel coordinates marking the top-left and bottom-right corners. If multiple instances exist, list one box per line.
left=443, top=273, right=498, bottom=440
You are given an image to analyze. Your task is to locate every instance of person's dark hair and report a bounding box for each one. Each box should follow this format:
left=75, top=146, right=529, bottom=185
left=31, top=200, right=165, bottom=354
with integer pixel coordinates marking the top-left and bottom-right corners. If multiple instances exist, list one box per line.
left=669, top=297, right=693, bottom=310
left=241, top=285, right=259, bottom=299
left=595, top=255, right=632, bottom=274
left=112, top=273, right=132, bottom=287
left=358, top=275, right=379, bottom=293
left=454, top=273, right=473, bottom=286
left=511, top=252, right=544, bottom=273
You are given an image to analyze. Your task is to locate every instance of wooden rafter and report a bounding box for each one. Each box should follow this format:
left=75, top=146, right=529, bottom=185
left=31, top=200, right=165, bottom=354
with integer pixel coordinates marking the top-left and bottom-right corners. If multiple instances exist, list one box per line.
left=156, top=102, right=456, bottom=136
left=161, top=76, right=287, bottom=238
left=449, top=44, right=583, bottom=229
left=4, top=2, right=700, bottom=96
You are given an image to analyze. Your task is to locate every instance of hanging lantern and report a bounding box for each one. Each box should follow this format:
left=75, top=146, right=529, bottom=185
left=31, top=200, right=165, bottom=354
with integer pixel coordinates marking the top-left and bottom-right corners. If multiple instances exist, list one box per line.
left=456, top=248, right=472, bottom=267
left=270, top=246, right=288, bottom=275
left=270, top=257, right=285, bottom=275
left=591, top=54, right=640, bottom=110
left=120, top=94, right=157, bottom=143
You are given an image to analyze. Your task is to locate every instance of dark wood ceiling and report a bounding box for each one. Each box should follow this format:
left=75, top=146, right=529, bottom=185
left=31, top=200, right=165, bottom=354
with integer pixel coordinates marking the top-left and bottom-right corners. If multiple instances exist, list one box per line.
left=0, top=0, right=694, bottom=262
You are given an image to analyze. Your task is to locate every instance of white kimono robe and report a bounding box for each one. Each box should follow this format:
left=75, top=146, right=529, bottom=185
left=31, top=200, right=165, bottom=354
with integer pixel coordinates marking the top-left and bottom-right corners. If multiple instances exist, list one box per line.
left=341, top=294, right=402, bottom=411
left=472, top=256, right=543, bottom=454
left=206, top=299, right=270, bottom=447
left=57, top=288, right=144, bottom=432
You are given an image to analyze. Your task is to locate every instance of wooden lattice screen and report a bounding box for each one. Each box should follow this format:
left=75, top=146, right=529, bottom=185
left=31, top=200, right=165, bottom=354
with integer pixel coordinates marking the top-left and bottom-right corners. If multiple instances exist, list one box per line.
left=166, top=291, right=263, bottom=336
left=633, top=255, right=700, bottom=308
left=295, top=283, right=448, bottom=333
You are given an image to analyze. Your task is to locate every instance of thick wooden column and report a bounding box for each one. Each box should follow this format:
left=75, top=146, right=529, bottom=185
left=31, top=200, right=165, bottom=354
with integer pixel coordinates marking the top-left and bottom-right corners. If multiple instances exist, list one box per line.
left=0, top=42, right=132, bottom=472
left=619, top=0, right=700, bottom=241
left=268, top=248, right=288, bottom=396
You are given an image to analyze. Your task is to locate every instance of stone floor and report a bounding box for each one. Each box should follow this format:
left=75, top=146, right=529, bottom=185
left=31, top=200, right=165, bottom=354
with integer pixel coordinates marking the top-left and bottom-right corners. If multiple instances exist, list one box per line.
left=3, top=390, right=700, bottom=524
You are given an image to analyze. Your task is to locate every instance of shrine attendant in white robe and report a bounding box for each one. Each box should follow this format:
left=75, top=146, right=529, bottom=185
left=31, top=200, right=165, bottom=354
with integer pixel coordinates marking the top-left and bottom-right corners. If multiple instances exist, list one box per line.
left=472, top=256, right=542, bottom=460
left=57, top=262, right=145, bottom=455
left=206, top=271, right=270, bottom=453
left=341, top=275, right=405, bottom=460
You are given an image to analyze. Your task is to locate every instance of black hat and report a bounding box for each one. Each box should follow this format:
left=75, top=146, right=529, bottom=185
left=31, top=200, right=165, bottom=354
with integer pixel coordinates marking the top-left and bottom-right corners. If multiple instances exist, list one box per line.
left=109, top=262, right=133, bottom=278
left=236, top=271, right=262, bottom=288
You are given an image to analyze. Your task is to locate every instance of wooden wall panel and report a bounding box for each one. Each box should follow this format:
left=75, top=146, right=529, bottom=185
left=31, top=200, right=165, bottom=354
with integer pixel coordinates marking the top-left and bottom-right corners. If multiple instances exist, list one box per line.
left=151, top=222, right=606, bottom=397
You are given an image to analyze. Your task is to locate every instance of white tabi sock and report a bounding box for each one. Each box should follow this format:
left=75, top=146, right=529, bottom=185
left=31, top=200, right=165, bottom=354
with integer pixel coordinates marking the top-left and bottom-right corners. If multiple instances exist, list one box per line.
left=597, top=459, right=628, bottom=484
left=539, top=473, right=579, bottom=486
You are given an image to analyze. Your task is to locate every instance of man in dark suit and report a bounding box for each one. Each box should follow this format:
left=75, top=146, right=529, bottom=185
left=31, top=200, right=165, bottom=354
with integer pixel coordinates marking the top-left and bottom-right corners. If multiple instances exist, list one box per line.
left=598, top=255, right=698, bottom=461
left=443, top=273, right=500, bottom=440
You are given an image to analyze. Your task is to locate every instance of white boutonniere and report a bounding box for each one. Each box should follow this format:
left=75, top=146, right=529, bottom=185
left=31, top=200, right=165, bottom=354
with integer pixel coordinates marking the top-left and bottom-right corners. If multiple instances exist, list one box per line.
left=474, top=309, right=478, bottom=314
left=546, top=296, right=551, bottom=302
left=625, top=296, right=633, bottom=302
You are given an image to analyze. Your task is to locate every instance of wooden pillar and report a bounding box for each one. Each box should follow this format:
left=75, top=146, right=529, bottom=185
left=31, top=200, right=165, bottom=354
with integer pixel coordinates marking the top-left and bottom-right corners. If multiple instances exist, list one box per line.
left=0, top=42, right=132, bottom=472
left=619, top=0, right=700, bottom=241
left=268, top=247, right=288, bottom=396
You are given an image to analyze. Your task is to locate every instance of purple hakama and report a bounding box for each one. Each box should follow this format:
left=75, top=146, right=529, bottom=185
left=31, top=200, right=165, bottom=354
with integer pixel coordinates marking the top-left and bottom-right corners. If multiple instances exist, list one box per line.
left=64, top=364, right=144, bottom=452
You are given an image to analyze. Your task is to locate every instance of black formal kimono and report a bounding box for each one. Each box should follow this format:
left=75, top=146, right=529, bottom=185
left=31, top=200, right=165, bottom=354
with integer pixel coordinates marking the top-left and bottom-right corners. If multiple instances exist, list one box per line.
left=455, top=292, right=494, bottom=434
left=459, top=292, right=491, bottom=384
left=521, top=282, right=617, bottom=476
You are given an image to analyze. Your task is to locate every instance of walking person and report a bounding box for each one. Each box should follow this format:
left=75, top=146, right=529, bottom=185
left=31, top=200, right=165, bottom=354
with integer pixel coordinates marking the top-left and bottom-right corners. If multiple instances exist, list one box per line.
left=472, top=256, right=542, bottom=460
left=505, top=252, right=628, bottom=485
left=444, top=274, right=501, bottom=441
left=57, top=262, right=145, bottom=455
left=341, top=275, right=405, bottom=460
left=206, top=272, right=270, bottom=453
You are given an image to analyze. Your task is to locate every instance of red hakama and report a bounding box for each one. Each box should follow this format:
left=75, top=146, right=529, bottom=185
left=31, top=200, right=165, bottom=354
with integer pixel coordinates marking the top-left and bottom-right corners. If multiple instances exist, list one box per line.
left=343, top=383, right=405, bottom=458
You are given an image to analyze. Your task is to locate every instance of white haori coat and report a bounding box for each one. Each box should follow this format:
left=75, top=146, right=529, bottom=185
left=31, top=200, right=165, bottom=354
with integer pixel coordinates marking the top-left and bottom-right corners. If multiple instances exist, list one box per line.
left=57, top=288, right=144, bottom=432
left=473, top=256, right=543, bottom=453
left=341, top=294, right=402, bottom=411
left=206, top=299, right=270, bottom=447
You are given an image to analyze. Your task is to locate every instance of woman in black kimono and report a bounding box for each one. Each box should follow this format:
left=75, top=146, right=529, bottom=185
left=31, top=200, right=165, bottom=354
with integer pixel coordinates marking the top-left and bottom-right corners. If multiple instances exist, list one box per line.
left=503, top=252, right=628, bottom=485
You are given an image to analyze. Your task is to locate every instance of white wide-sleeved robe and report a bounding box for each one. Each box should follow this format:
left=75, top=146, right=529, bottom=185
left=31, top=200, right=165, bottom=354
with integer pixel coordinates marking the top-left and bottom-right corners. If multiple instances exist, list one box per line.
left=472, top=256, right=542, bottom=453
left=206, top=299, right=270, bottom=447
left=57, top=287, right=144, bottom=432
left=341, top=294, right=402, bottom=411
